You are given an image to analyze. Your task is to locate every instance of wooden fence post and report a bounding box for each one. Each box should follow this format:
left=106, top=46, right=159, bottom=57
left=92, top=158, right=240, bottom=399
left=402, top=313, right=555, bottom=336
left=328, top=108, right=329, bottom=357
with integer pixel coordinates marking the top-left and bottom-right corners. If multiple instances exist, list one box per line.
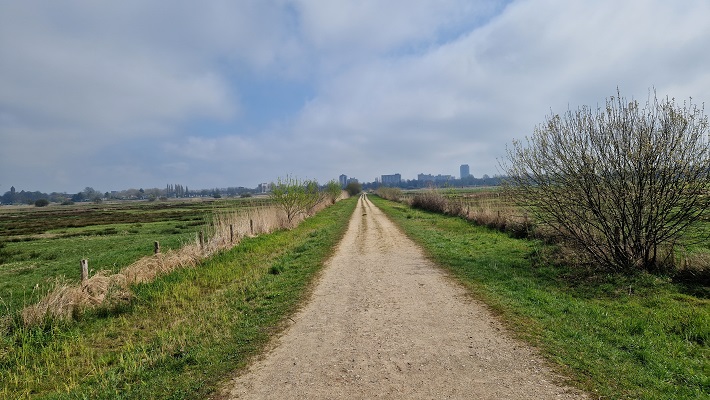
left=80, top=259, right=88, bottom=282
left=250, top=219, right=254, bottom=235
left=230, top=224, right=234, bottom=243
left=199, top=230, right=205, bottom=250
left=154, top=241, right=160, bottom=254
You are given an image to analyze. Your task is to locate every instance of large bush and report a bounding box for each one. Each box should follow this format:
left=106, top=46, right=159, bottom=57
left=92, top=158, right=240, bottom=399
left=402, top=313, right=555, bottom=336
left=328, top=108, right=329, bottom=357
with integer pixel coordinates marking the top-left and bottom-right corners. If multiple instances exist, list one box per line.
left=503, top=90, right=710, bottom=272
left=345, top=182, right=362, bottom=196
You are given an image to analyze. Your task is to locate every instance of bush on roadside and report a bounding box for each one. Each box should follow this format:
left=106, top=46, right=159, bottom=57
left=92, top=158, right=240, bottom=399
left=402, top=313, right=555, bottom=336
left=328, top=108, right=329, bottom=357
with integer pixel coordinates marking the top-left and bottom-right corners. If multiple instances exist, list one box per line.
left=376, top=187, right=402, bottom=202
left=345, top=182, right=362, bottom=197
left=411, top=190, right=447, bottom=214
left=503, top=90, right=710, bottom=274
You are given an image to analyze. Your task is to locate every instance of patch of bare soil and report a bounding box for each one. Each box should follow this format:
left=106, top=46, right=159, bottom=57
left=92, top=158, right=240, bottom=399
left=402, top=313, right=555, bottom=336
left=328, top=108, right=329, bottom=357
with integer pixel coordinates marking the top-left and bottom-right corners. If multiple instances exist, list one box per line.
left=221, top=195, right=587, bottom=399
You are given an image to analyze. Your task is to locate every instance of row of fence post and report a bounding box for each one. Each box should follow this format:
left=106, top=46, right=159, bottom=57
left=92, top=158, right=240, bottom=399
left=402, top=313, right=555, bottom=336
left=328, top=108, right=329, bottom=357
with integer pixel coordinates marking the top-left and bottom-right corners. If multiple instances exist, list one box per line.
left=80, top=220, right=256, bottom=282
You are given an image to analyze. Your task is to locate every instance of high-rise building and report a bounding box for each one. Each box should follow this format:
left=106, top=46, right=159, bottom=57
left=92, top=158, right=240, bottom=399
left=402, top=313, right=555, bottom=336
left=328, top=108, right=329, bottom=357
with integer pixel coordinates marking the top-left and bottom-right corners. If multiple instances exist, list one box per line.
left=339, top=174, right=348, bottom=188
left=460, top=164, right=470, bottom=179
left=381, top=173, right=402, bottom=186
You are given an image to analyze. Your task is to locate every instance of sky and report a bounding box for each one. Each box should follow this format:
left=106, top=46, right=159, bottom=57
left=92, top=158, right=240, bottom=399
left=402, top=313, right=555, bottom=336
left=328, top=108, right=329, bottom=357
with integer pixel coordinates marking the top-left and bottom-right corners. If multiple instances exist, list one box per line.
left=1, top=0, right=710, bottom=194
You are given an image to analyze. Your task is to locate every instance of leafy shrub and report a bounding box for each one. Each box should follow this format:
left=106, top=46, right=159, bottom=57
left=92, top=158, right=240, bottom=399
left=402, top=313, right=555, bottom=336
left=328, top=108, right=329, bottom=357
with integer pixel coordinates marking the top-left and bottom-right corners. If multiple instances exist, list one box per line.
left=34, top=199, right=49, bottom=207
left=345, top=182, right=362, bottom=196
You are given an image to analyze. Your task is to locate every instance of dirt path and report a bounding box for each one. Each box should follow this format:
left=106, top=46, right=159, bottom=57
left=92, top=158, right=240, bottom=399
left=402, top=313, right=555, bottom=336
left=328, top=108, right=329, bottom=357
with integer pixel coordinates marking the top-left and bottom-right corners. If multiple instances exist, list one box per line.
left=221, top=195, right=586, bottom=399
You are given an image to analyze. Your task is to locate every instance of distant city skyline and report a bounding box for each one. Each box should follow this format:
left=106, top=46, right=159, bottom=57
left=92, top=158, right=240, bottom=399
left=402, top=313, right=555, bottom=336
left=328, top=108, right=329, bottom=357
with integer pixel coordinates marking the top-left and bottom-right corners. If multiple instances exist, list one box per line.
left=3, top=162, right=492, bottom=196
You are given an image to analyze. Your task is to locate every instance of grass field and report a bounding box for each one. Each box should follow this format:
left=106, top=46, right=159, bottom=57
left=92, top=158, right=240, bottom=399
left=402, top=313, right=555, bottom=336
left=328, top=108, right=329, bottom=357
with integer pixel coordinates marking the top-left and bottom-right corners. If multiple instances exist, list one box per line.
left=3, top=192, right=708, bottom=399
left=371, top=195, right=709, bottom=400
left=0, top=198, right=270, bottom=317
left=0, top=197, right=356, bottom=399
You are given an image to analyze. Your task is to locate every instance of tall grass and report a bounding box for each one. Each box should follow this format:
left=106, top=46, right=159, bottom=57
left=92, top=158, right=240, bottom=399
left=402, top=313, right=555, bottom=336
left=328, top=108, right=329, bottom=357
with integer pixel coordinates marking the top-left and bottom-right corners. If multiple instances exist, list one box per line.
left=18, top=199, right=333, bottom=327
left=375, top=187, right=403, bottom=202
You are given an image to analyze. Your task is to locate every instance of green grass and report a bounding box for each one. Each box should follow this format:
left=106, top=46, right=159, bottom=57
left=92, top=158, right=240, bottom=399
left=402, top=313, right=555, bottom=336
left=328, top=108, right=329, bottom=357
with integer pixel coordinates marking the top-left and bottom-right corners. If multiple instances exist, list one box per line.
left=371, top=195, right=709, bottom=400
left=0, top=197, right=357, bottom=399
left=0, top=199, right=270, bottom=316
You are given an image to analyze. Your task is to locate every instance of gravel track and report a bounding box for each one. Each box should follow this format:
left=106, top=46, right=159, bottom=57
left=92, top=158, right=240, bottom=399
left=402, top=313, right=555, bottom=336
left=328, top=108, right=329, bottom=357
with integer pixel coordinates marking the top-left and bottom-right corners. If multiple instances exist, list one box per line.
left=221, top=195, right=586, bottom=399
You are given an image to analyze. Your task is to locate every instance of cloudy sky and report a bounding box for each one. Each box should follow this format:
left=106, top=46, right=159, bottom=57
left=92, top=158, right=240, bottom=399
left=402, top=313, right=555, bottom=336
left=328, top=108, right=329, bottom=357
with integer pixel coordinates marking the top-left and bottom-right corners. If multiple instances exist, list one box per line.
left=1, top=0, right=709, bottom=193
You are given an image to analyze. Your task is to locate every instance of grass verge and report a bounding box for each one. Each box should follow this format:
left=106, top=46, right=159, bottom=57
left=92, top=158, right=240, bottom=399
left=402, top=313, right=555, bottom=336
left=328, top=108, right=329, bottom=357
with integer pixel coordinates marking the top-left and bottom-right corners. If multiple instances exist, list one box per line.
left=0, top=197, right=357, bottom=399
left=371, top=195, right=709, bottom=400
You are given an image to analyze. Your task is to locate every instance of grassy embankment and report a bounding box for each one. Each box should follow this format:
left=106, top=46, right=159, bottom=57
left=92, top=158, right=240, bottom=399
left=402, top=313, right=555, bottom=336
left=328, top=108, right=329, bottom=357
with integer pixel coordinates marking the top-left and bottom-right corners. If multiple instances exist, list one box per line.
left=0, top=199, right=269, bottom=316
left=0, top=197, right=356, bottom=399
left=371, top=195, right=709, bottom=400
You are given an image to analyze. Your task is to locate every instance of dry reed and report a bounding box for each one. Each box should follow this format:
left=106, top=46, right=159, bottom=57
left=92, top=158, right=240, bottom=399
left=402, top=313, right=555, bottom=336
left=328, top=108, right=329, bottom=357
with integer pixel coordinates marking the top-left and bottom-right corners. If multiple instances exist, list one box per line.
left=20, top=199, right=336, bottom=327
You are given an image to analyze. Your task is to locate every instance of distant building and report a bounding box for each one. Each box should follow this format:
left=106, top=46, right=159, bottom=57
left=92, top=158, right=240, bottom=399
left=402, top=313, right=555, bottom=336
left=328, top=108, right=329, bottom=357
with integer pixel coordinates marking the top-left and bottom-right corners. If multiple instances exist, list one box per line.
left=418, top=173, right=453, bottom=183
left=339, top=174, right=348, bottom=188
left=460, top=164, right=470, bottom=179
left=381, top=173, right=402, bottom=186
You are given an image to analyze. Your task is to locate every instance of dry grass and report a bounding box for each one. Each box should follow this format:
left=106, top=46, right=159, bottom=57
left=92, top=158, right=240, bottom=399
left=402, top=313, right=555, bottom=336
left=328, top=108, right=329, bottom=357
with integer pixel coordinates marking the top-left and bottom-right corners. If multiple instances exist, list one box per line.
left=19, top=199, right=337, bottom=327
left=675, top=249, right=710, bottom=285
left=21, top=272, right=129, bottom=325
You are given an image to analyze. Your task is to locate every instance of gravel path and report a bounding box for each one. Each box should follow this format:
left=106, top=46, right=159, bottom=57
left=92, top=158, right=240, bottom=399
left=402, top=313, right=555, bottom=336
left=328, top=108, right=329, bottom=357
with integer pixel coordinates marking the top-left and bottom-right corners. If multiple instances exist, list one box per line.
left=221, top=195, right=586, bottom=399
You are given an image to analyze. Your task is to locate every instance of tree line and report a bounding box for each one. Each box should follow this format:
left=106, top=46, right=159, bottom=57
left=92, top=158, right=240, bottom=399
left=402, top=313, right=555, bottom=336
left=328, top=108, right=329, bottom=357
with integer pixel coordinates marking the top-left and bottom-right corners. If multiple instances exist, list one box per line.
left=0, top=184, right=263, bottom=206
left=361, top=175, right=503, bottom=191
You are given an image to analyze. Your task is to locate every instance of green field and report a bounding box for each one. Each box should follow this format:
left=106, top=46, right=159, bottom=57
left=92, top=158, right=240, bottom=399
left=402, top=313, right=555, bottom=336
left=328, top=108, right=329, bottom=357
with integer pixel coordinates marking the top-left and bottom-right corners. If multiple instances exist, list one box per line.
left=0, top=198, right=270, bottom=316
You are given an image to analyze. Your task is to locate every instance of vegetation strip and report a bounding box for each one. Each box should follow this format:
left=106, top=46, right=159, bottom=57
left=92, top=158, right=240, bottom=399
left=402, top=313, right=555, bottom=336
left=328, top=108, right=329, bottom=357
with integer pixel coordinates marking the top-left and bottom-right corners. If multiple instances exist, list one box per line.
left=0, top=197, right=357, bottom=399
left=0, top=198, right=268, bottom=317
left=371, top=195, right=709, bottom=400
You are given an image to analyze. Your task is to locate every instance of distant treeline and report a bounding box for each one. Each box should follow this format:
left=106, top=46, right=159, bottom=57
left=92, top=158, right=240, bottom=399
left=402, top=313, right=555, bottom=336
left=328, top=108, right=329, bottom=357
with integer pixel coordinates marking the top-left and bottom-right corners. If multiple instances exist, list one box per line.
left=362, top=175, right=503, bottom=190
left=0, top=184, right=261, bottom=205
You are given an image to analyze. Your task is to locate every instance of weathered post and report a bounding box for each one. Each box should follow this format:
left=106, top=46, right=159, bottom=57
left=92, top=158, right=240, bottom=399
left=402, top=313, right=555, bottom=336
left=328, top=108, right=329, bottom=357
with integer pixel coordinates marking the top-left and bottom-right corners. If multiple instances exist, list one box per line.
left=199, top=230, right=205, bottom=250
left=154, top=241, right=160, bottom=254
left=250, top=219, right=254, bottom=235
left=80, top=259, right=89, bottom=282
left=230, top=224, right=234, bottom=243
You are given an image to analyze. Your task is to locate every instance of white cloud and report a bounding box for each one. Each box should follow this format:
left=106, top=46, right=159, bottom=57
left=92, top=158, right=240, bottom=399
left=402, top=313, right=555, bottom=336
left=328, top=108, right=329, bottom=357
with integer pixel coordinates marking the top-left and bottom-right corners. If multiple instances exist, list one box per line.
left=275, top=0, right=710, bottom=182
left=2, top=0, right=710, bottom=192
left=0, top=3, right=239, bottom=142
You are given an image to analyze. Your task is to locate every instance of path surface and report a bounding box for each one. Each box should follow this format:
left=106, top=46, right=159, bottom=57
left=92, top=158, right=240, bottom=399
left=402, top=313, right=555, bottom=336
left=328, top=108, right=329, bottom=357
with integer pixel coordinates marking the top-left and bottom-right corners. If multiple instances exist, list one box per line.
left=221, top=195, right=586, bottom=399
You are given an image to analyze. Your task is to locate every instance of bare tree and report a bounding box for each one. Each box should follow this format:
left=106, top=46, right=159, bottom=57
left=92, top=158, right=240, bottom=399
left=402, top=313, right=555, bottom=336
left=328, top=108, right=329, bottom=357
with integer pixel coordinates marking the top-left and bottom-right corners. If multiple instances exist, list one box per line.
left=503, top=90, right=710, bottom=272
left=325, top=179, right=342, bottom=204
left=270, top=176, right=325, bottom=225
left=304, top=179, right=327, bottom=215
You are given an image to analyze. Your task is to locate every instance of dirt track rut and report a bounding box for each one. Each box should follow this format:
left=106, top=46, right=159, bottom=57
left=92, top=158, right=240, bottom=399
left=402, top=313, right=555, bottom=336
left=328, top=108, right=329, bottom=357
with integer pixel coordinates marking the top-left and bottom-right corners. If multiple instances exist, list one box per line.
left=222, top=195, right=586, bottom=399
